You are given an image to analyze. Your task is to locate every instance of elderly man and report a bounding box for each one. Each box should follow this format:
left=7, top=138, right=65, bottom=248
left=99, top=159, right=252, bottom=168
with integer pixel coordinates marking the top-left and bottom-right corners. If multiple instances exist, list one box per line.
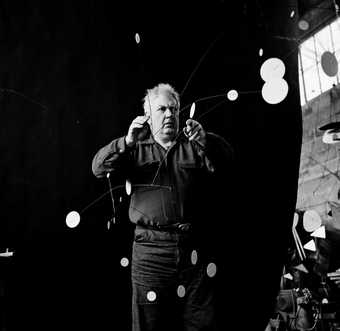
left=92, top=83, right=233, bottom=331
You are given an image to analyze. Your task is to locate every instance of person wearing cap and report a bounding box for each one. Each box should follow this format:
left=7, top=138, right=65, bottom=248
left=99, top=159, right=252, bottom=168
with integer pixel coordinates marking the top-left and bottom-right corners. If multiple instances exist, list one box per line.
left=92, top=83, right=233, bottom=331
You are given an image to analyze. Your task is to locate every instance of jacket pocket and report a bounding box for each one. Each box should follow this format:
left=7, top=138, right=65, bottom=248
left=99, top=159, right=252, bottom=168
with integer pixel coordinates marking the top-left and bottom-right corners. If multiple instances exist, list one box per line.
left=129, top=186, right=169, bottom=224
left=178, top=160, right=203, bottom=169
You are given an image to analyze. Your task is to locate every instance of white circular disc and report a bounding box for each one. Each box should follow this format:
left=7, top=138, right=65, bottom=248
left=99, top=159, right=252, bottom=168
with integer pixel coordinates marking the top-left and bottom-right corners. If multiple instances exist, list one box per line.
left=190, top=102, right=196, bottom=119
left=207, top=262, right=217, bottom=278
left=125, top=179, right=132, bottom=195
left=191, top=250, right=198, bottom=265
left=177, top=285, right=186, bottom=298
left=147, top=291, right=157, bottom=302
left=321, top=51, right=338, bottom=77
left=298, top=20, right=309, bottom=31
left=303, top=210, right=322, bottom=232
left=261, top=79, right=289, bottom=104
left=227, top=89, right=238, bottom=101
left=260, top=58, right=286, bottom=81
left=65, top=211, right=80, bottom=228
left=120, top=257, right=129, bottom=267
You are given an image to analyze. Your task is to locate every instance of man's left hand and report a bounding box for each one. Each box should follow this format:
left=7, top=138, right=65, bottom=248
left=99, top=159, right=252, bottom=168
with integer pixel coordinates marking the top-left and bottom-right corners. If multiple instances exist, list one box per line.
left=183, top=119, right=206, bottom=147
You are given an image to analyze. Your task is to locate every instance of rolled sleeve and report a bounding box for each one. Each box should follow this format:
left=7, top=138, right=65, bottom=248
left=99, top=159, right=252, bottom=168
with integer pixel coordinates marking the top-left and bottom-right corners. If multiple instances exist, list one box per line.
left=92, top=136, right=131, bottom=178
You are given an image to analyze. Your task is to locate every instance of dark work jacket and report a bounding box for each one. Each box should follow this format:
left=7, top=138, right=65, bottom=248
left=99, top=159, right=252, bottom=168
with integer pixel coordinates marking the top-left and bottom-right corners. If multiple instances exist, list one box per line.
left=92, top=132, right=233, bottom=229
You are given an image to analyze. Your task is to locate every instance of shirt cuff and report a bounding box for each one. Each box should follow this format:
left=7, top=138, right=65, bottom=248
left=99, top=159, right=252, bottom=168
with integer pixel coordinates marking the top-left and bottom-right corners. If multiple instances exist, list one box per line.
left=115, top=136, right=128, bottom=154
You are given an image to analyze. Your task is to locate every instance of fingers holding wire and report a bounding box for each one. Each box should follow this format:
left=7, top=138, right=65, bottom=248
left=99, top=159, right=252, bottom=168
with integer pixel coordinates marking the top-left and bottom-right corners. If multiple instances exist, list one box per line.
left=183, top=119, right=206, bottom=145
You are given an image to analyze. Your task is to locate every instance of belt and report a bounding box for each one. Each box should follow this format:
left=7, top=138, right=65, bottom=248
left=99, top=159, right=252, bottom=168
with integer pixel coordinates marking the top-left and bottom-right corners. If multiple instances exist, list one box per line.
left=138, top=222, right=192, bottom=233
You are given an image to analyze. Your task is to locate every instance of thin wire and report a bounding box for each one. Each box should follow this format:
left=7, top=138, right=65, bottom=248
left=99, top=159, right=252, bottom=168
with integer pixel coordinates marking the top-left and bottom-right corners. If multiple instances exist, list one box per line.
left=238, top=90, right=260, bottom=95
left=299, top=10, right=337, bottom=42
left=107, top=175, right=116, bottom=218
left=150, top=93, right=227, bottom=139
left=80, top=184, right=171, bottom=214
left=143, top=10, right=339, bottom=214
left=1, top=88, right=49, bottom=111
left=134, top=32, right=155, bottom=146
left=196, top=99, right=228, bottom=122
left=260, top=13, right=335, bottom=93
left=151, top=98, right=229, bottom=185
left=180, top=32, right=224, bottom=97
left=80, top=186, right=123, bottom=214
left=152, top=12, right=335, bottom=189
left=149, top=92, right=229, bottom=186
left=179, top=94, right=227, bottom=116
left=150, top=128, right=185, bottom=185
left=128, top=185, right=173, bottom=221
left=276, top=10, right=337, bottom=73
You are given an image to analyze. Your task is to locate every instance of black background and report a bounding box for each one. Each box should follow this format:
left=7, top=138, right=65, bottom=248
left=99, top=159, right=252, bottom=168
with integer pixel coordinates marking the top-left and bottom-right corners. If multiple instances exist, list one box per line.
left=0, top=1, right=302, bottom=330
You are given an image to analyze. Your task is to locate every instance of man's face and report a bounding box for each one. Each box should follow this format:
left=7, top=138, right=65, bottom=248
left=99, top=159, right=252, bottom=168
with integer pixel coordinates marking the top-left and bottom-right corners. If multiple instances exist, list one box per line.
left=146, top=92, right=179, bottom=142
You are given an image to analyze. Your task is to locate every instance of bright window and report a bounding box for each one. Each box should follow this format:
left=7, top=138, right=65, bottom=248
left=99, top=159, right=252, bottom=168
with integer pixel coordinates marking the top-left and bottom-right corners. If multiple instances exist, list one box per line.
left=299, top=17, right=340, bottom=106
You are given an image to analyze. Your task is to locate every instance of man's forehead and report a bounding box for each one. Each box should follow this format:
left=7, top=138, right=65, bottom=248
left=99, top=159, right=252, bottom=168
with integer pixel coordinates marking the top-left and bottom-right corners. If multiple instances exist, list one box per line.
left=150, top=93, right=177, bottom=106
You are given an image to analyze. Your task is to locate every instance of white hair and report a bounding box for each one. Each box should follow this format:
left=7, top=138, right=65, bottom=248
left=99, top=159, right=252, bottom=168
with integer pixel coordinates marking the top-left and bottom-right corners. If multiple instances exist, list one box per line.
left=142, top=83, right=180, bottom=114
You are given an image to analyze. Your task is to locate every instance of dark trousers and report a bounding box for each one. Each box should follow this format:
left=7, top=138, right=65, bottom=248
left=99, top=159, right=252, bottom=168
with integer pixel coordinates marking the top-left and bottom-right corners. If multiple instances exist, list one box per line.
left=131, top=228, right=217, bottom=331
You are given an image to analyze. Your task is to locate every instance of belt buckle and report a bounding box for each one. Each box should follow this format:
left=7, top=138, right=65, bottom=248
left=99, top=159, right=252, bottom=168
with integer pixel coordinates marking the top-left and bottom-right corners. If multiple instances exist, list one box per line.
left=177, top=223, right=191, bottom=232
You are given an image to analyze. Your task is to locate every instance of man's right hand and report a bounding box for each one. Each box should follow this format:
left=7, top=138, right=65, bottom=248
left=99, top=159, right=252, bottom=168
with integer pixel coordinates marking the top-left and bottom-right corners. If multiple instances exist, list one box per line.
left=125, top=115, right=150, bottom=147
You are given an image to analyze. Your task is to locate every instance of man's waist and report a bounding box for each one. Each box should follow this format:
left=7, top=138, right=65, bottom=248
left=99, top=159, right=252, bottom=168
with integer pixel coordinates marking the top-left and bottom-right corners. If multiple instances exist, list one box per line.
left=136, top=222, right=192, bottom=233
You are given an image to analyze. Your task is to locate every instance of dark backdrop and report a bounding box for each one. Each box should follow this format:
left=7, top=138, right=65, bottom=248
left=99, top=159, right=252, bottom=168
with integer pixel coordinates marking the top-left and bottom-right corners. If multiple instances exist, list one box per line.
left=0, top=1, right=302, bottom=330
